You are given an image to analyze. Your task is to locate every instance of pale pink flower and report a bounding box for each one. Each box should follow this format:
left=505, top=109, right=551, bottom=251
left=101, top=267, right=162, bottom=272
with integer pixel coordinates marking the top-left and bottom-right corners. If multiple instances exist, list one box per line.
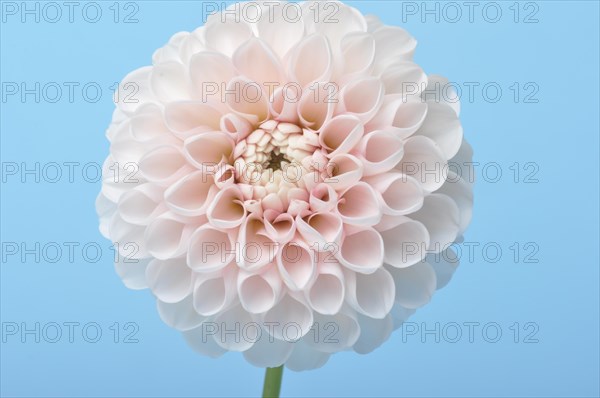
left=97, top=0, right=473, bottom=370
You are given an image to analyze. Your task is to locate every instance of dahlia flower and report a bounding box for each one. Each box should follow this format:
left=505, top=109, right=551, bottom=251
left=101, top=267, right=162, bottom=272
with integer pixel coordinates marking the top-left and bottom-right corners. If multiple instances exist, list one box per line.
left=97, top=0, right=473, bottom=375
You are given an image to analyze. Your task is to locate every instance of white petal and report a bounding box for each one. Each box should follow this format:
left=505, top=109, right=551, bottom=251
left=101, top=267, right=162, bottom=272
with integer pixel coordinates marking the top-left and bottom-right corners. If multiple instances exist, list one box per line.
left=178, top=31, right=207, bottom=66
left=190, top=51, right=236, bottom=100
left=164, top=101, right=222, bottom=139
left=204, top=12, right=253, bottom=57
left=183, top=132, right=234, bottom=170
left=152, top=31, right=187, bottom=64
left=397, top=136, right=448, bottom=193
left=373, top=26, right=417, bottom=72
left=365, top=14, right=383, bottom=32
left=213, top=304, right=255, bottom=351
left=421, top=74, right=461, bottom=116
left=233, top=38, right=284, bottom=94
left=226, top=76, right=270, bottom=125
left=116, top=66, right=156, bottom=114
left=262, top=294, right=314, bottom=341
left=182, top=326, right=227, bottom=358
left=289, top=34, right=332, bottom=87
left=390, top=302, right=416, bottom=330
left=450, top=139, right=474, bottom=176
left=108, top=215, right=149, bottom=259
left=352, top=313, right=393, bottom=354
left=341, top=32, right=375, bottom=76
left=386, top=261, right=436, bottom=309
left=380, top=61, right=427, bottom=97
left=416, top=102, right=463, bottom=159
left=285, top=338, right=330, bottom=371
left=238, top=265, right=283, bottom=314
left=193, top=267, right=237, bottom=316
left=129, top=104, right=175, bottom=144
left=157, top=295, right=207, bottom=331
left=138, top=145, right=191, bottom=184
left=305, top=312, right=360, bottom=353
left=117, top=183, right=164, bottom=225
left=306, top=260, right=345, bottom=315
left=437, top=171, right=473, bottom=233
left=337, top=77, right=384, bottom=124
left=187, top=226, right=235, bottom=273
left=114, top=256, right=151, bottom=290
left=365, top=173, right=423, bottom=215
left=344, top=268, right=395, bottom=319
left=243, top=330, right=294, bottom=368
left=96, top=193, right=116, bottom=239
left=410, top=193, right=460, bottom=252
left=256, top=3, right=305, bottom=58
left=150, top=61, right=191, bottom=103
left=302, top=2, right=367, bottom=49
left=367, top=97, right=428, bottom=138
left=146, top=257, right=193, bottom=303
left=145, top=213, right=196, bottom=260
left=379, top=217, right=430, bottom=268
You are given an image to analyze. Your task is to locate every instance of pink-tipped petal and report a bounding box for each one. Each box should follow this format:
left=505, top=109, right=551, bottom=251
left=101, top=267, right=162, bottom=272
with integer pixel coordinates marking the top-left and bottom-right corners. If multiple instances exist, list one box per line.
left=324, top=153, right=363, bottom=191
left=319, top=115, right=364, bottom=157
left=237, top=215, right=278, bottom=271
left=336, top=227, right=384, bottom=274
left=207, top=185, right=247, bottom=229
left=187, top=226, right=235, bottom=273
left=183, top=132, right=234, bottom=170
left=337, top=77, right=384, bottom=124
left=164, top=170, right=216, bottom=216
left=289, top=34, right=333, bottom=88
left=365, top=172, right=424, bottom=215
left=354, top=130, right=404, bottom=176
left=277, top=240, right=317, bottom=291
left=337, top=182, right=382, bottom=226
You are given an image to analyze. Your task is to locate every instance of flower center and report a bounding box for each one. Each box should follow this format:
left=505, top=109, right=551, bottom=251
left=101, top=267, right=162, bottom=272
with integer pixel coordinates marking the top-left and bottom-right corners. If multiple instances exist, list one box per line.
left=265, top=152, right=288, bottom=172
left=233, top=120, right=320, bottom=193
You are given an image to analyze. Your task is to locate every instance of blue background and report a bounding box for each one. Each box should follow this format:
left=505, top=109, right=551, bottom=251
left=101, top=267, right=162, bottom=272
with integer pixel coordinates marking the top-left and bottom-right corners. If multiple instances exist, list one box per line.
left=1, top=1, right=599, bottom=396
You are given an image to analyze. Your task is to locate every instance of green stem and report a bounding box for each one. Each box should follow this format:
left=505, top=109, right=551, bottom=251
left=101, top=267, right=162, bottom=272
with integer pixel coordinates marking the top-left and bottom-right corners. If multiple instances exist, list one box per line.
left=262, top=366, right=284, bottom=398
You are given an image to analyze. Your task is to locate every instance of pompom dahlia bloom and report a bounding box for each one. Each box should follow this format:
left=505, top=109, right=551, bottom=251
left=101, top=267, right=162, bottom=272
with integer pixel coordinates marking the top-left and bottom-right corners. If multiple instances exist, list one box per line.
left=97, top=0, right=473, bottom=371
